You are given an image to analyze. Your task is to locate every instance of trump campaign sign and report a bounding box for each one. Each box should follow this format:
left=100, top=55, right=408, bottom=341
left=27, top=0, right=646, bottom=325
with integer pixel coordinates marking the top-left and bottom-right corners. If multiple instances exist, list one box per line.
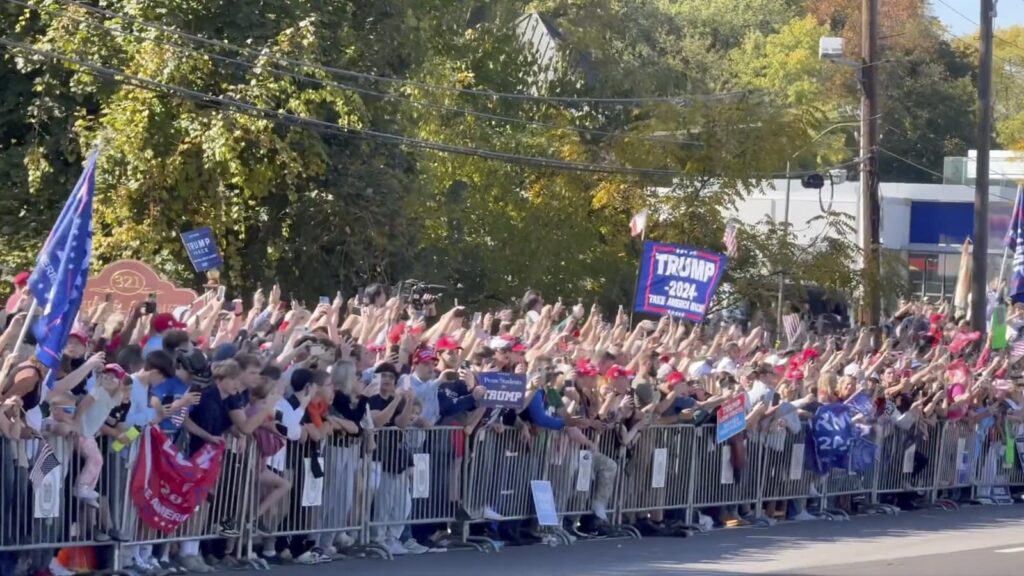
left=634, top=241, right=727, bottom=322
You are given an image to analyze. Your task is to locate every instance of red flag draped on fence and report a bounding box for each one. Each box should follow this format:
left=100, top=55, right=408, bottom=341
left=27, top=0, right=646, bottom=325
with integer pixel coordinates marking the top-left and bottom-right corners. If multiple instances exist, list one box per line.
left=130, top=426, right=225, bottom=533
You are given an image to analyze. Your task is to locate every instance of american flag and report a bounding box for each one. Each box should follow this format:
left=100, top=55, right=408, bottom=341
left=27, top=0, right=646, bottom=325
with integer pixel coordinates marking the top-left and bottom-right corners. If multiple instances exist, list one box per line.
left=723, top=220, right=739, bottom=257
left=1012, top=337, right=1024, bottom=361
left=29, top=440, right=60, bottom=487
left=629, top=209, right=649, bottom=238
left=782, top=313, right=802, bottom=346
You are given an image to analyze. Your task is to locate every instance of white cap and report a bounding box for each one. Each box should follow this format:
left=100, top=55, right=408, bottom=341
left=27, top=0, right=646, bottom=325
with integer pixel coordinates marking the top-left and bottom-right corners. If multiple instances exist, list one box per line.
left=687, top=360, right=712, bottom=379
left=489, top=337, right=513, bottom=351
left=843, top=363, right=862, bottom=378
left=657, top=363, right=675, bottom=380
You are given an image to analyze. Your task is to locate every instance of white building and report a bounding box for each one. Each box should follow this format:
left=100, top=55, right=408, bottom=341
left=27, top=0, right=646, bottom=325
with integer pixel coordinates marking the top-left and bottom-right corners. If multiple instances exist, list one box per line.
left=729, top=177, right=1019, bottom=300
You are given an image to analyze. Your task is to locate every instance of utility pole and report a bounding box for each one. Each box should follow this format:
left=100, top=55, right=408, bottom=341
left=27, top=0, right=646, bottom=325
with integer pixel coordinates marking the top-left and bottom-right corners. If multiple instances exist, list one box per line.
left=972, top=0, right=994, bottom=333
left=860, top=0, right=881, bottom=326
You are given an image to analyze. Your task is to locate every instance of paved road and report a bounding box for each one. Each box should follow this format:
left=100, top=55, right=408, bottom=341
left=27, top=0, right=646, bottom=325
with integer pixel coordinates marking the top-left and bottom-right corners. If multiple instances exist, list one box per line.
left=227, top=504, right=1024, bottom=576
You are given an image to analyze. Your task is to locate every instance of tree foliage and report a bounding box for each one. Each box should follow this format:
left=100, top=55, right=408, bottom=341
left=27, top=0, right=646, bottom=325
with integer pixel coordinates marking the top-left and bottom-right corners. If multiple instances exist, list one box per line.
left=0, top=0, right=981, bottom=318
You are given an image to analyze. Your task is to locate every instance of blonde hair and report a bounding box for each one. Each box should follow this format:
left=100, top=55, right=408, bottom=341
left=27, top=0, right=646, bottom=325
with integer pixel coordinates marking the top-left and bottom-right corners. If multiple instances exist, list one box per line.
left=211, top=359, right=241, bottom=382
left=330, top=360, right=357, bottom=396
left=818, top=372, right=837, bottom=399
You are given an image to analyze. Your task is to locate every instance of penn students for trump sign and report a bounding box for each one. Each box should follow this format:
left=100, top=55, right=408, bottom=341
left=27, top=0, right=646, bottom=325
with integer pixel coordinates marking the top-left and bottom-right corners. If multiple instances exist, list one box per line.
left=477, top=372, right=528, bottom=409
left=634, top=241, right=728, bottom=322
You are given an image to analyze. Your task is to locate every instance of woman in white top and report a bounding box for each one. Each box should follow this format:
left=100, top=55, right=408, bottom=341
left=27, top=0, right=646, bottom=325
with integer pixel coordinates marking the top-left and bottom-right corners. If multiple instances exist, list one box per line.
left=72, top=364, right=127, bottom=506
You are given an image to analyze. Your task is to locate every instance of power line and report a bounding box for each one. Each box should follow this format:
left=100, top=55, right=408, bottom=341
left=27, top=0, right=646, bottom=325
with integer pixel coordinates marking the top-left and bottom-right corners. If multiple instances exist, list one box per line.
left=933, top=0, right=1024, bottom=62
left=1, top=37, right=863, bottom=181
left=52, top=0, right=752, bottom=107
left=0, top=37, right=685, bottom=177
left=4, top=0, right=705, bottom=146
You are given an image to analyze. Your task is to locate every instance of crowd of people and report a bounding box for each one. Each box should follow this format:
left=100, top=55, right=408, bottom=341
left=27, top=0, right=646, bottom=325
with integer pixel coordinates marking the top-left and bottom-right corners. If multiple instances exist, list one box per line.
left=1, top=270, right=1023, bottom=576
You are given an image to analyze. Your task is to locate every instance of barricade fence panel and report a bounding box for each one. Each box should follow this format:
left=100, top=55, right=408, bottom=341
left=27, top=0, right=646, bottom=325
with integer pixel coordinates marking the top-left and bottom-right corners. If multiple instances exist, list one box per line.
left=5, top=418, right=1022, bottom=560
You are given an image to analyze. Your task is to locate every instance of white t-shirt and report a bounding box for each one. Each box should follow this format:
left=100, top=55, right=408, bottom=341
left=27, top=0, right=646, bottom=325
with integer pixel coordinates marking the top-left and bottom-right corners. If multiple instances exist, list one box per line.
left=80, top=386, right=119, bottom=438
left=715, top=357, right=738, bottom=376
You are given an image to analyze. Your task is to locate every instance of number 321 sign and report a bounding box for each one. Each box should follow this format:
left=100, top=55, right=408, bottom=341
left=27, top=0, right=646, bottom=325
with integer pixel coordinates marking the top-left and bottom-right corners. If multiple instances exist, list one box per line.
left=633, top=241, right=728, bottom=322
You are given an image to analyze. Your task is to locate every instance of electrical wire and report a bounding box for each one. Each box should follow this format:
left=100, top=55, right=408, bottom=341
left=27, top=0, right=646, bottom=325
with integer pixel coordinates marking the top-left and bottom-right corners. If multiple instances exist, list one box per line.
left=1, top=36, right=866, bottom=180
left=52, top=0, right=753, bottom=107
left=3, top=0, right=705, bottom=146
left=0, top=37, right=687, bottom=177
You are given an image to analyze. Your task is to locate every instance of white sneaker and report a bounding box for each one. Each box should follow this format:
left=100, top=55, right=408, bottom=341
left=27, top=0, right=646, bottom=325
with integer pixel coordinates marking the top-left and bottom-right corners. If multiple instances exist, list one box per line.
left=384, top=538, right=408, bottom=556
left=334, top=532, right=355, bottom=548
left=178, top=555, right=214, bottom=574
left=809, top=484, right=822, bottom=498
left=592, top=501, right=609, bottom=522
left=403, top=539, right=429, bottom=555
left=48, top=559, right=75, bottom=576
left=483, top=506, right=506, bottom=521
left=698, top=513, right=714, bottom=531
left=789, top=511, right=816, bottom=522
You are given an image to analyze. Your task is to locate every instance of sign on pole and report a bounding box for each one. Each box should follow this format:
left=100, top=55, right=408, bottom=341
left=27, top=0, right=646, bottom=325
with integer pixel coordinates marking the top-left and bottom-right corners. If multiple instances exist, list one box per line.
left=180, top=227, right=223, bottom=272
left=634, top=241, right=727, bottom=322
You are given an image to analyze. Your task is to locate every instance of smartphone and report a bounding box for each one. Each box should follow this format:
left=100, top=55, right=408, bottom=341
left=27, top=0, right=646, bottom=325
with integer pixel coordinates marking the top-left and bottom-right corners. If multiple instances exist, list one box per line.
left=216, top=285, right=227, bottom=301
left=112, top=426, right=141, bottom=452
left=143, top=293, right=157, bottom=315
left=472, top=312, right=483, bottom=326
left=319, top=296, right=330, bottom=306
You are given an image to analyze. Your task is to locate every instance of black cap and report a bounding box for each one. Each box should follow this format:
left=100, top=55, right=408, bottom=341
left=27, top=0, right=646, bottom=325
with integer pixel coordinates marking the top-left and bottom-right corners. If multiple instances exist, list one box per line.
left=374, top=362, right=399, bottom=378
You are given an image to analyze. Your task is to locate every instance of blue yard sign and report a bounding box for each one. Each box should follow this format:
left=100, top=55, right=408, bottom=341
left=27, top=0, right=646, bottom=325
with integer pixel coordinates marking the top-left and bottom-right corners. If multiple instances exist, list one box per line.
left=716, top=395, right=746, bottom=444
left=180, top=227, right=223, bottom=272
left=477, top=372, right=528, bottom=409
left=634, top=241, right=728, bottom=322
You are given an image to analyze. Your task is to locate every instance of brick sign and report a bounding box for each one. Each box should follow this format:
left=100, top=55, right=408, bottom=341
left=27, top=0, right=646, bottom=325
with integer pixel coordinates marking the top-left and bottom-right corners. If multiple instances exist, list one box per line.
left=83, top=260, right=198, bottom=315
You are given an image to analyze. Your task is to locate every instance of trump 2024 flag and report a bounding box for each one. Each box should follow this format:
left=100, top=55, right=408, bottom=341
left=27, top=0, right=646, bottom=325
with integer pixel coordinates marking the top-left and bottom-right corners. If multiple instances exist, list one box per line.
left=28, top=150, right=97, bottom=369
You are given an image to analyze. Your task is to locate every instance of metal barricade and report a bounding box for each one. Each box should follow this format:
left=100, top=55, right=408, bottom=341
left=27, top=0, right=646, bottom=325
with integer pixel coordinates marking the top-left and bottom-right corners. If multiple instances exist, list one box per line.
left=931, top=419, right=977, bottom=504
left=543, top=426, right=635, bottom=538
left=364, top=426, right=471, bottom=554
left=461, top=424, right=548, bottom=543
left=616, top=425, right=695, bottom=529
left=689, top=425, right=760, bottom=521
left=754, top=425, right=816, bottom=520
left=971, top=418, right=1017, bottom=504
left=873, top=420, right=941, bottom=504
left=0, top=435, right=125, bottom=553
left=119, top=432, right=257, bottom=549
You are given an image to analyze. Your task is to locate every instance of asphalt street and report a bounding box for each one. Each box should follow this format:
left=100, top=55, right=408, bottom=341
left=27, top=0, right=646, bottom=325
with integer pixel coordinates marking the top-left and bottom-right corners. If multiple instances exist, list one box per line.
left=227, top=504, right=1024, bottom=576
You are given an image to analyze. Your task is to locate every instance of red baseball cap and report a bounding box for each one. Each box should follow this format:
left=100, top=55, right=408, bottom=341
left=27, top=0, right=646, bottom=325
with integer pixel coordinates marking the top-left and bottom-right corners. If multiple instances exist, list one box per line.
left=101, top=363, right=127, bottom=380
left=606, top=365, right=635, bottom=380
left=68, top=329, right=89, bottom=344
left=12, top=271, right=29, bottom=287
left=665, top=371, right=685, bottom=385
left=435, top=335, right=462, bottom=351
left=575, top=359, right=599, bottom=377
left=151, top=312, right=186, bottom=333
left=511, top=340, right=528, bottom=353
left=413, top=347, right=437, bottom=365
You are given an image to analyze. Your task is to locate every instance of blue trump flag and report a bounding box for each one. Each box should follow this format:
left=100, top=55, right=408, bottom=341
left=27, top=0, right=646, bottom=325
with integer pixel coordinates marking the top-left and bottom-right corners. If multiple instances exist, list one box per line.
left=27, top=150, right=97, bottom=369
left=1006, top=185, right=1024, bottom=302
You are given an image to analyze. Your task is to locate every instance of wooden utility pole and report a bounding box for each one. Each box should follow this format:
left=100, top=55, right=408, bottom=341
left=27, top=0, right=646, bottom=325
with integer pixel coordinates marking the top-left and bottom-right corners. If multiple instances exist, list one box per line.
left=972, top=0, right=994, bottom=333
left=861, top=0, right=881, bottom=326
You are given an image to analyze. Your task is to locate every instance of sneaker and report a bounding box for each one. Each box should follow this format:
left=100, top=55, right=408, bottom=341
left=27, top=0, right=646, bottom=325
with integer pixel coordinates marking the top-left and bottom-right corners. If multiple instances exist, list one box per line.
left=94, top=530, right=112, bottom=543
left=483, top=506, right=506, bottom=521
left=155, top=559, right=183, bottom=574
left=403, top=539, right=429, bottom=555
left=724, top=517, right=750, bottom=528
left=107, top=528, right=127, bottom=542
left=48, top=559, right=75, bottom=576
left=178, top=555, right=214, bottom=574
left=278, top=549, right=293, bottom=562
left=296, top=547, right=333, bottom=564
left=217, top=521, right=240, bottom=537
left=788, top=511, right=816, bottom=522
left=335, top=532, right=355, bottom=548
left=220, top=555, right=244, bottom=568
left=383, top=538, right=408, bottom=556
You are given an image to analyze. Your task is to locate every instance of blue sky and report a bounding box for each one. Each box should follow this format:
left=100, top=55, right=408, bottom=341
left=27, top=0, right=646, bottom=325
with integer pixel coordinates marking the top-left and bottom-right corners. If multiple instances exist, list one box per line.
left=932, top=0, right=1024, bottom=35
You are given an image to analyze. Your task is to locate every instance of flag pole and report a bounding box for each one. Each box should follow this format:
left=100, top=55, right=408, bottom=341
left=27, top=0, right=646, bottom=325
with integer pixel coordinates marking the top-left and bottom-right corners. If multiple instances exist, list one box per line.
left=996, top=184, right=1021, bottom=295
left=629, top=227, right=646, bottom=326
